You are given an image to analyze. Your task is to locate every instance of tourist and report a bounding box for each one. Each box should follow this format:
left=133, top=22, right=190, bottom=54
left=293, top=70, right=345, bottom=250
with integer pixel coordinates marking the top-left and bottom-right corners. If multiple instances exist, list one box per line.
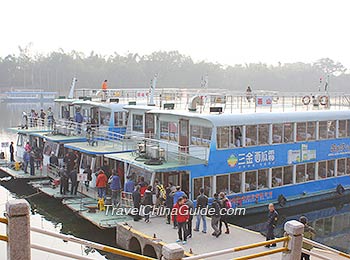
left=83, top=166, right=92, bottom=191
left=24, top=142, right=31, bottom=152
left=154, top=179, right=166, bottom=208
left=22, top=111, right=28, bottom=129
left=40, top=109, right=46, bottom=126
left=101, top=79, right=108, bottom=101
left=29, top=152, right=35, bottom=176
left=74, top=108, right=84, bottom=134
left=138, top=176, right=148, bottom=196
left=172, top=197, right=189, bottom=245
left=132, top=185, right=142, bottom=221
left=70, top=169, right=78, bottom=195
left=142, top=186, right=153, bottom=223
left=194, top=187, right=208, bottom=234
left=9, top=142, right=14, bottom=162
left=96, top=170, right=108, bottom=200
left=59, top=165, right=69, bottom=195
left=124, top=176, right=135, bottom=193
left=265, top=203, right=278, bottom=248
left=300, top=216, right=315, bottom=260
left=23, top=151, right=30, bottom=174
left=173, top=186, right=185, bottom=205
left=183, top=194, right=194, bottom=239
left=246, top=86, right=253, bottom=102
left=109, top=170, right=121, bottom=207
left=49, top=152, right=59, bottom=167
left=64, top=152, right=75, bottom=173
left=210, top=193, right=221, bottom=238
left=165, top=183, right=174, bottom=224
left=30, top=109, right=35, bottom=127
left=34, top=146, right=42, bottom=170
left=47, top=107, right=54, bottom=128
left=219, top=192, right=231, bottom=234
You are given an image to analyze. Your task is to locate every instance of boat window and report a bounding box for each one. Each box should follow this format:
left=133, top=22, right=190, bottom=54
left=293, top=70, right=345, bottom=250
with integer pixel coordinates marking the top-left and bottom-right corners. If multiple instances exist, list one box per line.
left=191, top=125, right=211, bottom=147
left=257, top=169, right=268, bottom=189
left=17, top=134, right=23, bottom=147
left=230, top=173, right=241, bottom=193
left=81, top=154, right=92, bottom=170
left=272, top=168, right=283, bottom=187
left=245, top=171, right=257, bottom=191
left=347, top=158, right=350, bottom=175
left=160, top=121, right=170, bottom=140
left=296, top=122, right=307, bottom=141
left=204, top=176, right=212, bottom=197
left=283, top=123, right=294, bottom=143
left=258, top=124, right=269, bottom=145
left=232, top=126, right=243, bottom=147
left=327, top=160, right=335, bottom=177
left=58, top=144, right=65, bottom=158
left=114, top=112, right=124, bottom=126
left=169, top=122, right=178, bottom=142
left=337, top=159, right=346, bottom=176
left=193, top=178, right=203, bottom=198
left=246, top=125, right=257, bottom=146
left=217, top=126, right=230, bottom=148
left=296, top=164, right=306, bottom=183
left=132, top=114, right=143, bottom=132
left=319, top=121, right=335, bottom=139
left=348, top=120, right=350, bottom=137
left=43, top=142, right=58, bottom=156
left=318, top=161, right=327, bottom=179
left=307, top=122, right=316, bottom=141
left=283, top=166, right=293, bottom=185
left=100, top=111, right=111, bottom=126
left=216, top=175, right=229, bottom=194
left=306, top=163, right=316, bottom=181
left=338, top=120, right=347, bottom=138
left=272, top=124, right=283, bottom=144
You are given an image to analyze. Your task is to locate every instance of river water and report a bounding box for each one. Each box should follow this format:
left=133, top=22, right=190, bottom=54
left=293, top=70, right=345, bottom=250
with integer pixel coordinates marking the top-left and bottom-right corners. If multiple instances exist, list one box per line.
left=0, top=102, right=349, bottom=258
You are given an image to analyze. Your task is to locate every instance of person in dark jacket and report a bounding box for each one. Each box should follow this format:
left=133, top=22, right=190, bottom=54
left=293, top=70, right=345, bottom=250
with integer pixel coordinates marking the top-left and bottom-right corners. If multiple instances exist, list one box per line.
left=265, top=203, right=278, bottom=248
left=83, top=166, right=92, bottom=191
left=141, top=186, right=153, bottom=223
left=23, top=151, right=30, bottom=174
left=29, top=152, right=35, bottom=176
left=194, top=187, right=208, bottom=233
left=110, top=171, right=121, bottom=207
left=300, top=216, right=315, bottom=260
left=70, top=169, right=78, bottom=195
left=183, top=194, right=194, bottom=238
left=9, top=142, right=15, bottom=162
left=219, top=192, right=230, bottom=234
left=59, top=166, right=69, bottom=195
left=210, top=193, right=221, bottom=238
left=132, top=185, right=142, bottom=221
left=49, top=152, right=59, bottom=167
left=165, top=182, right=175, bottom=224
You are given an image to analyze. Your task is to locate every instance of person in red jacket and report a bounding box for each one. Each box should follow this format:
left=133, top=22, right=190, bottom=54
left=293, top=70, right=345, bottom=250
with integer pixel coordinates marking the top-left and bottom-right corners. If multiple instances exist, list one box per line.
left=96, top=170, right=108, bottom=199
left=172, top=197, right=189, bottom=245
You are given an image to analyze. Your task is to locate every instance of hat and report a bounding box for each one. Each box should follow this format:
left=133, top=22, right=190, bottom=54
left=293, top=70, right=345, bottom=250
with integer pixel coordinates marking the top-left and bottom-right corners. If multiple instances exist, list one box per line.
left=299, top=216, right=308, bottom=225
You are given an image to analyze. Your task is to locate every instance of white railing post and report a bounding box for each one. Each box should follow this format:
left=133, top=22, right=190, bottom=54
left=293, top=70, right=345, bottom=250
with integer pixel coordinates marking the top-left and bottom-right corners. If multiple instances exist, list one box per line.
left=281, top=220, right=304, bottom=260
left=6, top=199, right=31, bottom=260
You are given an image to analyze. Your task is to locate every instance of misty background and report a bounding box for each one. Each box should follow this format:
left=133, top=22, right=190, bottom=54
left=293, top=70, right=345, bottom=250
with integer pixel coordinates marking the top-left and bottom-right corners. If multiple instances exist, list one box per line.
left=0, top=45, right=348, bottom=94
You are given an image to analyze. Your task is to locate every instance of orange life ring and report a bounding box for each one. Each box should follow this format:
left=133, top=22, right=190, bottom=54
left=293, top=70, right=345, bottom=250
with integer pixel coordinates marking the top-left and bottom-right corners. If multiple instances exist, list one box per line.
left=302, top=96, right=311, bottom=105
left=319, top=95, right=328, bottom=106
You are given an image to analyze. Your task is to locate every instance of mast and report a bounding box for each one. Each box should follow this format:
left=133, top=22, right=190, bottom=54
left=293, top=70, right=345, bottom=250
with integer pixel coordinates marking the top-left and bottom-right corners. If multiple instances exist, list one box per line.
left=148, top=74, right=157, bottom=106
left=68, top=77, right=77, bottom=99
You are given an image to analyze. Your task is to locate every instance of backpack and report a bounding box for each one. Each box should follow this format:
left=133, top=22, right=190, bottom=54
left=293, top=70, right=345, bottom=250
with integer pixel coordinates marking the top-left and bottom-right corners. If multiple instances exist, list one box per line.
left=225, top=199, right=232, bottom=209
left=157, top=184, right=166, bottom=200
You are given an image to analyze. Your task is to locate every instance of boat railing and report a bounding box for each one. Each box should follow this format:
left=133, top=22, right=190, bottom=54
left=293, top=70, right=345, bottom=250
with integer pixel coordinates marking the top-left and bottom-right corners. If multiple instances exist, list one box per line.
left=54, top=119, right=88, bottom=137
left=86, top=129, right=137, bottom=151
left=21, top=116, right=56, bottom=130
left=134, top=137, right=208, bottom=164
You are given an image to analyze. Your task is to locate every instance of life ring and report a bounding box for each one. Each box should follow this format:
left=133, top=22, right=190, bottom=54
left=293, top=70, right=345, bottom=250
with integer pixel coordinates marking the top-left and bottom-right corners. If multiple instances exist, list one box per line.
left=302, top=96, right=311, bottom=105
left=336, top=184, right=345, bottom=195
left=272, top=96, right=279, bottom=103
left=319, top=95, right=328, bottom=106
left=278, top=194, right=287, bottom=207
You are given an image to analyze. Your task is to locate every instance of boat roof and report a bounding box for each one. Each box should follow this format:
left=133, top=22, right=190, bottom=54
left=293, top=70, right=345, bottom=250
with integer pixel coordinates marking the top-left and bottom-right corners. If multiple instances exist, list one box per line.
left=72, top=100, right=126, bottom=111
left=124, top=104, right=159, bottom=111
left=7, top=127, right=53, bottom=134
left=5, top=91, right=57, bottom=94
left=148, top=109, right=350, bottom=126
left=54, top=98, right=78, bottom=103
left=64, top=141, right=133, bottom=155
left=30, top=132, right=86, bottom=143
left=105, top=152, right=205, bottom=172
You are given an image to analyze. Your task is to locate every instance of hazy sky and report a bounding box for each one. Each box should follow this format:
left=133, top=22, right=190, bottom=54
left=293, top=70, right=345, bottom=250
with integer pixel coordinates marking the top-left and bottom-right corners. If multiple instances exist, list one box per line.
left=1, top=0, right=350, bottom=67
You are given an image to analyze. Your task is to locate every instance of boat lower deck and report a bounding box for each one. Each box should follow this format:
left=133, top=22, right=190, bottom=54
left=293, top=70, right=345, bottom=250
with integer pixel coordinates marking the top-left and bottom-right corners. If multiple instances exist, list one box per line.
left=0, top=166, right=48, bottom=180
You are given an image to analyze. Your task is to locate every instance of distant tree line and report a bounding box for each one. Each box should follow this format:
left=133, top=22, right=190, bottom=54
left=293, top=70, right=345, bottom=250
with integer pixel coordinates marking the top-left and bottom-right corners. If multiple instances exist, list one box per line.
left=0, top=44, right=349, bottom=94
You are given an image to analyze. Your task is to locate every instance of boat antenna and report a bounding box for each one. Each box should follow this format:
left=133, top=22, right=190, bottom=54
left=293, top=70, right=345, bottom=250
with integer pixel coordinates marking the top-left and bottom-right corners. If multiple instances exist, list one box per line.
left=68, top=77, right=77, bottom=99
left=148, top=74, right=157, bottom=106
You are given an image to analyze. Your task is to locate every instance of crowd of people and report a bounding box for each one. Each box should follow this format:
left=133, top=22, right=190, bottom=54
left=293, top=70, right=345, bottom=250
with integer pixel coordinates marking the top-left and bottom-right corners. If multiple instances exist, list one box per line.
left=21, top=107, right=54, bottom=129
